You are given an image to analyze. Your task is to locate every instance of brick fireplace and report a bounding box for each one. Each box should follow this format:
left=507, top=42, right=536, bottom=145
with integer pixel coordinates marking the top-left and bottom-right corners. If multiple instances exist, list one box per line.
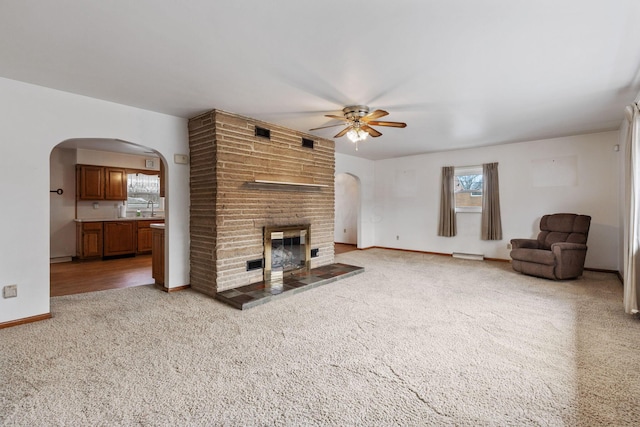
left=188, top=110, right=335, bottom=295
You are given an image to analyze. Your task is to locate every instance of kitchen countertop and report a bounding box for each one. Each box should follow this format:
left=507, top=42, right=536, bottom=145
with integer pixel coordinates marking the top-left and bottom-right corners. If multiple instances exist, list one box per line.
left=74, top=217, right=165, bottom=222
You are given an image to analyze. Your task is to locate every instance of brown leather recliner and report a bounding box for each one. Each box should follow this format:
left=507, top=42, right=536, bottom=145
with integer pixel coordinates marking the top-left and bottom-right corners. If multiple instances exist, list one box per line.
left=510, top=213, right=591, bottom=280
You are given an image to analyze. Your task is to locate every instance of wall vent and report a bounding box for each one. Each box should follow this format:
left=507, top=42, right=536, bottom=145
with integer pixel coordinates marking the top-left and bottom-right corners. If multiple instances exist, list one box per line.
left=302, top=138, right=314, bottom=149
left=311, top=248, right=319, bottom=258
left=255, top=126, right=271, bottom=139
left=246, top=259, right=264, bottom=271
left=451, top=252, right=484, bottom=261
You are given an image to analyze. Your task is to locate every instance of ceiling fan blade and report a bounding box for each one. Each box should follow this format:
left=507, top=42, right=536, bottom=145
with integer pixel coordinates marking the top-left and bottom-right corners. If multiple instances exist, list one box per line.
left=334, top=126, right=353, bottom=138
left=367, top=120, right=407, bottom=128
left=324, top=114, right=350, bottom=121
left=309, top=123, right=347, bottom=131
left=361, top=109, right=389, bottom=122
left=361, top=125, right=382, bottom=137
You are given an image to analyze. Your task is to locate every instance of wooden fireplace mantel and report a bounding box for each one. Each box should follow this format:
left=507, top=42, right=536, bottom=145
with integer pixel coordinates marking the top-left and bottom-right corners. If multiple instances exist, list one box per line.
left=252, top=174, right=328, bottom=188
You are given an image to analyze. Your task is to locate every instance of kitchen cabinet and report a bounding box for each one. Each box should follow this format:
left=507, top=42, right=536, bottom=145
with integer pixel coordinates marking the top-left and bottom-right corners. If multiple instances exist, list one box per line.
left=76, top=165, right=104, bottom=200
left=103, top=221, right=136, bottom=257
left=159, top=160, right=165, bottom=198
left=76, top=165, right=127, bottom=201
left=104, top=167, right=127, bottom=200
left=76, top=222, right=103, bottom=259
left=152, top=226, right=165, bottom=286
left=136, top=219, right=164, bottom=254
left=76, top=219, right=164, bottom=259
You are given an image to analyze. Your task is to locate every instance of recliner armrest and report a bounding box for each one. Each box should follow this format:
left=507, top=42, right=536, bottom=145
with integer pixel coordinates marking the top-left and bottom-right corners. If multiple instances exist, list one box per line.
left=510, top=238, right=539, bottom=249
left=551, top=242, right=587, bottom=252
left=551, top=242, right=588, bottom=279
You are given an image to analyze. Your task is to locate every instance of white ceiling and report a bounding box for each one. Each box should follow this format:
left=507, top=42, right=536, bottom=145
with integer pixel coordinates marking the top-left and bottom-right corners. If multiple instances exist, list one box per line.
left=2, top=0, right=640, bottom=160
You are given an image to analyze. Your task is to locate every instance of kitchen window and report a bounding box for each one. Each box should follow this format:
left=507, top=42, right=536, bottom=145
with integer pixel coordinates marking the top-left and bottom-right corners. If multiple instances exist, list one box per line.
left=127, top=173, right=161, bottom=211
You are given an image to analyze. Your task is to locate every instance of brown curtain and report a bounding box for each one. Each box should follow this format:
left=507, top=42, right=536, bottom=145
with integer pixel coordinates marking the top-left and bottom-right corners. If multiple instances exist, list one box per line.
left=438, top=166, right=456, bottom=237
left=481, top=162, right=502, bottom=240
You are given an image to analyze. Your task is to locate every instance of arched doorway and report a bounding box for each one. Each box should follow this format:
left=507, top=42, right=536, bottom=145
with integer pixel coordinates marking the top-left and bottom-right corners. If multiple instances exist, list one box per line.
left=49, top=138, right=167, bottom=296
left=334, top=173, right=360, bottom=251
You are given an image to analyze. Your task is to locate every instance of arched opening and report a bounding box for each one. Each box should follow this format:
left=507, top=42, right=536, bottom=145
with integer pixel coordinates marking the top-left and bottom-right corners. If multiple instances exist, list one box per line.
left=334, top=172, right=361, bottom=254
left=49, top=138, right=168, bottom=296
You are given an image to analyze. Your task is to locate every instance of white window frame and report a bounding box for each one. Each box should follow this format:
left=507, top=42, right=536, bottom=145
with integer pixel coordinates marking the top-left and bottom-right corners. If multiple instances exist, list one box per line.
left=454, top=165, right=483, bottom=213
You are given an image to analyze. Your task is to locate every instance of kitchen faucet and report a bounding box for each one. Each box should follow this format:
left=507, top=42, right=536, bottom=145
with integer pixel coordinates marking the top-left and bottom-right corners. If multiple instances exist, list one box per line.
left=147, top=199, right=155, bottom=217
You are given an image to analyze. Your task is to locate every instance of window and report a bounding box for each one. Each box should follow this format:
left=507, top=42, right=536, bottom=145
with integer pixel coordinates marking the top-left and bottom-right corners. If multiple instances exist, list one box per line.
left=127, top=173, right=160, bottom=211
left=454, top=166, right=483, bottom=212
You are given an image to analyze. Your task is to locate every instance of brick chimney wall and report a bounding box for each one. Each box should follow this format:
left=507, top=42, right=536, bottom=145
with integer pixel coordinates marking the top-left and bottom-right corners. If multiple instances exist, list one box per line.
left=188, top=110, right=335, bottom=295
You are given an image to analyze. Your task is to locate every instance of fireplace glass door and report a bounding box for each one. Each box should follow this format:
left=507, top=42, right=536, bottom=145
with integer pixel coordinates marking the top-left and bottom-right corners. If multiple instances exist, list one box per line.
left=264, top=225, right=311, bottom=283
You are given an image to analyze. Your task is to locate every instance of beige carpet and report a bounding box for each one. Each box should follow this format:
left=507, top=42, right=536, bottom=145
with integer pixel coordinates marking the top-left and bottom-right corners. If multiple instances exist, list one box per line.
left=1, top=248, right=639, bottom=426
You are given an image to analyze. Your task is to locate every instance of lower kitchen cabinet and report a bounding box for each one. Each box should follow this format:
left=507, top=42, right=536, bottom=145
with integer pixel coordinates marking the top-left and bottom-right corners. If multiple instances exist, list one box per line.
left=76, top=219, right=164, bottom=259
left=136, top=220, right=163, bottom=254
left=76, top=222, right=103, bottom=259
left=151, top=226, right=165, bottom=286
left=103, top=221, right=136, bottom=257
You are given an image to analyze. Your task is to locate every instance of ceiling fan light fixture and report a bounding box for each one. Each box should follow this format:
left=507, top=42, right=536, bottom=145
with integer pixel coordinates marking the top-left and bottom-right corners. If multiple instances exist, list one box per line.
left=309, top=105, right=405, bottom=151
left=346, top=127, right=368, bottom=143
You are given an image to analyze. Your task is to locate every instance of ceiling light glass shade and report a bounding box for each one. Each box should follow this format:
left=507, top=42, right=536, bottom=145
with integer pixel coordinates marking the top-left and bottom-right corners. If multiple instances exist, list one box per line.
left=346, top=128, right=368, bottom=143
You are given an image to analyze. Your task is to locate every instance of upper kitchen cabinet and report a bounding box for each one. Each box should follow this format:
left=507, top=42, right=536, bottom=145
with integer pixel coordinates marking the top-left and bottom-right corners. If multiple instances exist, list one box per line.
left=159, top=160, right=165, bottom=198
left=104, top=167, right=127, bottom=200
left=77, top=165, right=104, bottom=200
left=76, top=165, right=127, bottom=201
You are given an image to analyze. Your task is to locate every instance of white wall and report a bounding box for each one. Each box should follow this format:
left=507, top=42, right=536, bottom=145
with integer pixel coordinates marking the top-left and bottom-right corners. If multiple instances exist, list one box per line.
left=335, top=153, right=376, bottom=248
left=373, top=131, right=621, bottom=269
left=49, top=147, right=77, bottom=259
left=0, top=77, right=190, bottom=324
left=334, top=173, right=358, bottom=244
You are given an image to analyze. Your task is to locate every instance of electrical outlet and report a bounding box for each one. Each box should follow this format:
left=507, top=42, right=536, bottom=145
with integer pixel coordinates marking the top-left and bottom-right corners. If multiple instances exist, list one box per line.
left=3, top=284, right=17, bottom=298
left=507, top=243, right=512, bottom=250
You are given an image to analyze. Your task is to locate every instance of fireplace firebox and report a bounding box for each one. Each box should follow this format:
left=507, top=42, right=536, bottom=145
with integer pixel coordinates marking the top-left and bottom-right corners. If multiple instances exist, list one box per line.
left=264, top=225, right=311, bottom=283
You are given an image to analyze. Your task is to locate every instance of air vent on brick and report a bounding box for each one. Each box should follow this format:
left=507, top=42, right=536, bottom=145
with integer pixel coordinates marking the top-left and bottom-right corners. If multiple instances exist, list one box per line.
left=246, top=259, right=264, bottom=271
left=302, top=138, right=314, bottom=149
left=255, top=126, right=271, bottom=139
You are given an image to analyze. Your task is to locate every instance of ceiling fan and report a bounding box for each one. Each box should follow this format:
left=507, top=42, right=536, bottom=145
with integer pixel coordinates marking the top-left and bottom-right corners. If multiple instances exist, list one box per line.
left=309, top=105, right=407, bottom=150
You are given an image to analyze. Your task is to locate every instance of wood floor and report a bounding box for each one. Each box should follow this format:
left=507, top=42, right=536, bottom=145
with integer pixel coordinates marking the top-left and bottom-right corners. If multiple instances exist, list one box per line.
left=51, top=244, right=356, bottom=297
left=50, top=255, right=154, bottom=297
left=335, top=243, right=358, bottom=255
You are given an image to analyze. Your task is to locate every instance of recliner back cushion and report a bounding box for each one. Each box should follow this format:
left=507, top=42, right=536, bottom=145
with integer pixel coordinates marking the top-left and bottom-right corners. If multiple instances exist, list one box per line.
left=566, top=232, right=588, bottom=244
left=536, top=213, right=591, bottom=250
left=538, top=231, right=570, bottom=250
